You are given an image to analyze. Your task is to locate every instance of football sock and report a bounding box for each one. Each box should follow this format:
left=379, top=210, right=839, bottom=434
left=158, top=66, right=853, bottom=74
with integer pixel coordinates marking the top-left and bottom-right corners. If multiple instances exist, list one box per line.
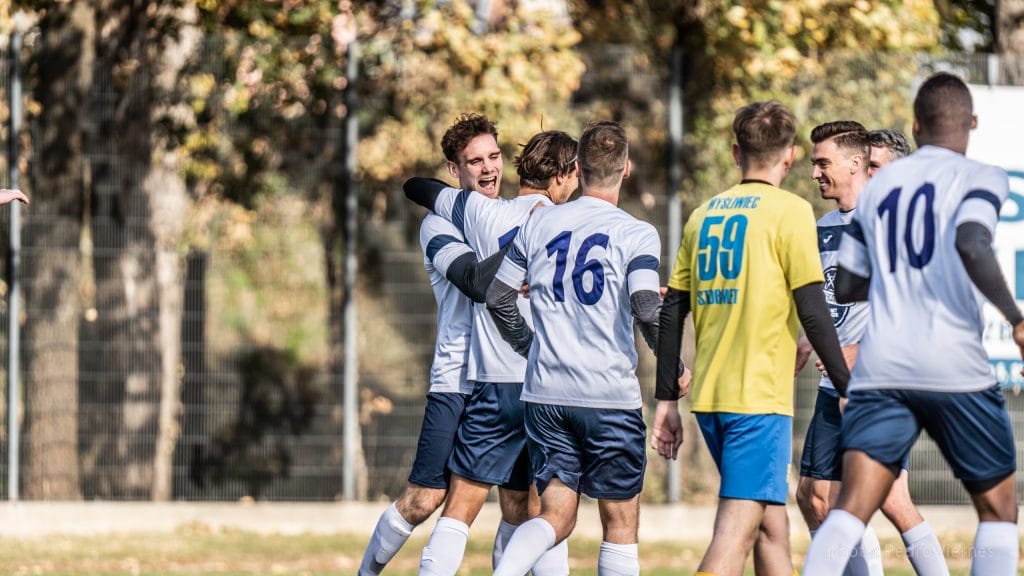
left=843, top=525, right=883, bottom=576
left=359, top=502, right=415, bottom=576
left=598, top=541, right=639, bottom=576
left=492, top=520, right=517, bottom=569
left=493, top=517, right=557, bottom=576
left=901, top=520, right=949, bottom=575
left=532, top=539, right=570, bottom=576
left=418, top=516, right=470, bottom=576
left=803, top=509, right=866, bottom=574
left=971, top=521, right=1018, bottom=576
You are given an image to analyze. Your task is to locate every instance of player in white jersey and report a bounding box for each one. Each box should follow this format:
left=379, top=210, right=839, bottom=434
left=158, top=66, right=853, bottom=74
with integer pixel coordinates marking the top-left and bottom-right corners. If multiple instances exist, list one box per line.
left=404, top=130, right=579, bottom=576
left=796, top=121, right=947, bottom=576
left=804, top=73, right=1024, bottom=575
left=485, top=121, right=670, bottom=576
left=359, top=113, right=509, bottom=576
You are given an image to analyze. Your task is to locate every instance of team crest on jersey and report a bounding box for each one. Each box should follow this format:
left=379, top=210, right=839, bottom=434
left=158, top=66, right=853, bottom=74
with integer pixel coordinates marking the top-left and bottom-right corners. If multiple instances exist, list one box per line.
left=822, top=266, right=851, bottom=327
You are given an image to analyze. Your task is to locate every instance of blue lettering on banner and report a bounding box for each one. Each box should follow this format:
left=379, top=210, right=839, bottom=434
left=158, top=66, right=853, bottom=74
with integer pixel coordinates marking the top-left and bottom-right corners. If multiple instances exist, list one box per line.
left=1001, top=172, right=1023, bottom=223
left=697, top=288, right=740, bottom=306
left=990, top=359, right=1024, bottom=389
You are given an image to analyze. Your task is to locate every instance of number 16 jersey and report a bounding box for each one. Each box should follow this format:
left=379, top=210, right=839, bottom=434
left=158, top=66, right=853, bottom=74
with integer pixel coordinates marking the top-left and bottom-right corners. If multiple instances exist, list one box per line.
left=668, top=181, right=823, bottom=416
left=837, top=145, right=1009, bottom=393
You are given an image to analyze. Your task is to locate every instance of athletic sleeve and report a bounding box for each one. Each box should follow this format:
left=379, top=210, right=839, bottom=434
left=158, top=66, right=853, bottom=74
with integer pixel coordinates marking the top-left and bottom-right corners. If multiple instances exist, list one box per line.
left=403, top=177, right=471, bottom=234
left=626, top=225, right=661, bottom=296
left=955, top=222, right=1024, bottom=327
left=485, top=278, right=533, bottom=358
left=837, top=217, right=872, bottom=279
left=778, top=200, right=825, bottom=290
left=445, top=246, right=511, bottom=304
left=954, top=165, right=1009, bottom=235
left=655, top=287, right=690, bottom=400
left=793, top=283, right=851, bottom=396
left=419, top=215, right=473, bottom=274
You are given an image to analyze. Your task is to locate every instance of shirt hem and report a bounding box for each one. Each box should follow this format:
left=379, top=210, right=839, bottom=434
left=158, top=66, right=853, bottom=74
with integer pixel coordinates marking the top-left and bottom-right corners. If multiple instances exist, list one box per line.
left=521, top=393, right=642, bottom=410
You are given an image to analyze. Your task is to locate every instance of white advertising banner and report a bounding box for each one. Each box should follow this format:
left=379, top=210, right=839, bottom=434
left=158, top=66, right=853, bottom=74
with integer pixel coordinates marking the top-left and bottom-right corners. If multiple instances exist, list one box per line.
left=968, top=84, right=1024, bottom=389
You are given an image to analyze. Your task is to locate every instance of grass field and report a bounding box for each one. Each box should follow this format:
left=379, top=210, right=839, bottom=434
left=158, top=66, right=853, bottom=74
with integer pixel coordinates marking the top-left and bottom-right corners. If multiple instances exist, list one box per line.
left=0, top=526, right=985, bottom=575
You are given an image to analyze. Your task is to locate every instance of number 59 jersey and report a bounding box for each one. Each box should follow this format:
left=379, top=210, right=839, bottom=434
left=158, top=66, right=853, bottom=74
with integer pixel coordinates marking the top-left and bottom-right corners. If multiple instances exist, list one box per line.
left=494, top=196, right=662, bottom=410
left=668, top=182, right=823, bottom=416
left=838, top=146, right=1009, bottom=393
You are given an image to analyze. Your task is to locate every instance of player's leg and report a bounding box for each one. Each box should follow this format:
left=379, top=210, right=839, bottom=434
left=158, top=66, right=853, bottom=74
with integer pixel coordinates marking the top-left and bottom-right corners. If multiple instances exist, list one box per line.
left=493, top=478, right=580, bottom=576
left=920, top=386, right=1017, bottom=576
left=880, top=469, right=948, bottom=576
left=359, top=392, right=466, bottom=576
left=804, top=389, right=917, bottom=574
left=797, top=387, right=844, bottom=531
left=597, top=496, right=640, bottom=576
left=752, top=503, right=791, bottom=576
left=418, top=474, right=489, bottom=576
left=695, top=412, right=789, bottom=576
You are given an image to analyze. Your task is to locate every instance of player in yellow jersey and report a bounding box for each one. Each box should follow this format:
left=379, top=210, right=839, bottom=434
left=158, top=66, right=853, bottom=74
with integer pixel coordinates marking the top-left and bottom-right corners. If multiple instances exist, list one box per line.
left=654, top=101, right=852, bottom=576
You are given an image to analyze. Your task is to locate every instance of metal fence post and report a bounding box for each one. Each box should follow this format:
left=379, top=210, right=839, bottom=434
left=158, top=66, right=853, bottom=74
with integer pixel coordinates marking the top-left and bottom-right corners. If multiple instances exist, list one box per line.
left=665, top=45, right=684, bottom=504
left=6, top=31, right=22, bottom=502
left=342, top=40, right=360, bottom=501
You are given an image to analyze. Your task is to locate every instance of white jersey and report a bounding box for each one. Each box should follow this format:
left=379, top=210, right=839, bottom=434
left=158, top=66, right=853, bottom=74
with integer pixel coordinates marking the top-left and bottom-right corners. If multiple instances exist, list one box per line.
left=419, top=213, right=475, bottom=394
left=817, top=208, right=869, bottom=390
left=838, top=145, right=1009, bottom=392
left=494, top=196, right=661, bottom=409
left=434, top=187, right=551, bottom=383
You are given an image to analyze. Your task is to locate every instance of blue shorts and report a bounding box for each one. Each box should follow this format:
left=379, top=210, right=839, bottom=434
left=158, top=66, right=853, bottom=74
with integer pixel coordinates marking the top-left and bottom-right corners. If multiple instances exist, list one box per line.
left=841, top=386, right=1016, bottom=493
left=448, top=382, right=530, bottom=491
left=408, top=392, right=469, bottom=489
left=525, top=402, right=646, bottom=500
left=799, top=388, right=909, bottom=481
left=696, top=412, right=791, bottom=504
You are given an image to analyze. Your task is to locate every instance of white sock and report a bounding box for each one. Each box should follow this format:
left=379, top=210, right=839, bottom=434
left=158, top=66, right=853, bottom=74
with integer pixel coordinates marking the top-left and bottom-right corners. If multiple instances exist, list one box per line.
left=419, top=517, right=470, bottom=576
left=532, top=539, right=570, bottom=576
left=359, top=503, right=415, bottom=576
left=493, top=520, right=518, bottom=569
left=901, top=521, right=949, bottom=576
left=598, top=541, right=639, bottom=576
left=493, top=518, right=557, bottom=576
left=843, top=525, right=883, bottom=576
left=803, top=509, right=867, bottom=574
left=971, top=521, right=1018, bottom=576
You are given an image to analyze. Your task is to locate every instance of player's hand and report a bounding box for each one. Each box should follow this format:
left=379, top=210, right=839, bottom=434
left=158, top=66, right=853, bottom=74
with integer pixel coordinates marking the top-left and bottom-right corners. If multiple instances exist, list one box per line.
left=815, top=358, right=827, bottom=376
left=677, top=366, right=692, bottom=398
left=839, top=396, right=848, bottom=415
left=659, top=286, right=668, bottom=300
left=518, top=283, right=530, bottom=298
left=794, top=336, right=812, bottom=375
left=651, top=400, right=683, bottom=460
left=0, top=189, right=28, bottom=205
left=1014, top=320, right=1024, bottom=377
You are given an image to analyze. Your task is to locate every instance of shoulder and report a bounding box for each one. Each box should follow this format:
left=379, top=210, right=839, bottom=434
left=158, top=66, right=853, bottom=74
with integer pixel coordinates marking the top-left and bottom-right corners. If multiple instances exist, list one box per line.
left=420, top=212, right=462, bottom=240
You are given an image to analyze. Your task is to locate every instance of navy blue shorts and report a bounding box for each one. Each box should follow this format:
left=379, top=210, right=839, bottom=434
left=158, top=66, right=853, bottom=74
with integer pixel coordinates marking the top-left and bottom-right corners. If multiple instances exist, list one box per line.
left=448, top=382, right=530, bottom=491
left=799, top=388, right=910, bottom=481
left=525, top=402, right=646, bottom=500
left=408, top=392, right=470, bottom=489
left=697, top=412, right=791, bottom=504
left=841, top=386, right=1016, bottom=493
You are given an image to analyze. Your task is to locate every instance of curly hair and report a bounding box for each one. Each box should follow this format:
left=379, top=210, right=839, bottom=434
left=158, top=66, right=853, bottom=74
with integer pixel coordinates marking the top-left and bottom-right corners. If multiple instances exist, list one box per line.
left=441, top=113, right=499, bottom=163
left=514, top=131, right=578, bottom=190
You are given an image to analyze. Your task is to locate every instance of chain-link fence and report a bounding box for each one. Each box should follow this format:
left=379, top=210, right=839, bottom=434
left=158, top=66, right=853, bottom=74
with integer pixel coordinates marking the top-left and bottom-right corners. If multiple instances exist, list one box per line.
left=0, top=35, right=1019, bottom=504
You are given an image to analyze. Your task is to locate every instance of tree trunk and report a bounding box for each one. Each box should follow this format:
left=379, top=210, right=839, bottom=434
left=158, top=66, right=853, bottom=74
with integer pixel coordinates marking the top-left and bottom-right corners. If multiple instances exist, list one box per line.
left=21, top=0, right=94, bottom=500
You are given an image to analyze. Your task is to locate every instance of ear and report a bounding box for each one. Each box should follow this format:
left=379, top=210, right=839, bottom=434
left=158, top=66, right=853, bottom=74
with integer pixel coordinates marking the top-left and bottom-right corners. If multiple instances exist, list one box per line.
left=623, top=158, right=632, bottom=180
left=970, top=114, right=978, bottom=130
left=446, top=160, right=458, bottom=179
left=782, top=146, right=796, bottom=170
left=850, top=154, right=863, bottom=174
left=912, top=118, right=921, bottom=136
left=731, top=143, right=741, bottom=167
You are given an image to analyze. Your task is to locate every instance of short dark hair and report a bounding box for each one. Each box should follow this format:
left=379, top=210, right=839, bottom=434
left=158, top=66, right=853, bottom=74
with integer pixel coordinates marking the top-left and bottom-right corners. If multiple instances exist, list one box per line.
left=868, top=129, right=911, bottom=160
left=578, top=120, right=628, bottom=189
left=913, top=72, right=973, bottom=137
left=441, top=113, right=499, bottom=163
left=733, top=101, right=796, bottom=168
left=810, top=120, right=870, bottom=159
left=514, top=131, right=578, bottom=190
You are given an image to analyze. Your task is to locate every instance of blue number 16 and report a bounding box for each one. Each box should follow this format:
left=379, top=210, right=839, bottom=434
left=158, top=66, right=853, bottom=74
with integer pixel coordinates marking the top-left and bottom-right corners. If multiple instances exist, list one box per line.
left=546, top=231, right=609, bottom=305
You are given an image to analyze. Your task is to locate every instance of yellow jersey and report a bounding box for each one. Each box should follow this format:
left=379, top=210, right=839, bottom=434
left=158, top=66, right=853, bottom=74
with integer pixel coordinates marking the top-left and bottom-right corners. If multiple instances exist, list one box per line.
left=668, top=181, right=823, bottom=415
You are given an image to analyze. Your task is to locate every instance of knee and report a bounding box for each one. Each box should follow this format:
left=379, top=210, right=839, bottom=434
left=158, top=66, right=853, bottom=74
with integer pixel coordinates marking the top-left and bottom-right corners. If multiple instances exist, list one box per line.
left=500, top=491, right=531, bottom=525
left=397, top=488, right=446, bottom=525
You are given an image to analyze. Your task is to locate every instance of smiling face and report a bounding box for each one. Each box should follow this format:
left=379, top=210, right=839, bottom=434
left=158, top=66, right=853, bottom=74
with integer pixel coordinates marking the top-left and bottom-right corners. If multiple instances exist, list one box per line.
left=810, top=137, right=856, bottom=203
left=448, top=133, right=503, bottom=199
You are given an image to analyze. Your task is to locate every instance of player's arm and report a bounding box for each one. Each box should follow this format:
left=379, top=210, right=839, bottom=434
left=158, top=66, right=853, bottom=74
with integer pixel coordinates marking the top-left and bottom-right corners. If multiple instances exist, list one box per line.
left=655, top=287, right=689, bottom=400
left=835, top=219, right=871, bottom=303
left=403, top=177, right=449, bottom=212
left=484, top=236, right=533, bottom=358
left=0, top=189, right=28, bottom=205
left=794, top=283, right=851, bottom=396
left=445, top=244, right=511, bottom=303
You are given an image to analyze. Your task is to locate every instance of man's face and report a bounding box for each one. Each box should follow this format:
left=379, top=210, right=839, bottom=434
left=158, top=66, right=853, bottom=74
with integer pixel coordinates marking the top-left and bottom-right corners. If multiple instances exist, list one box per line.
left=868, top=145, right=894, bottom=177
left=810, top=138, right=855, bottom=202
left=448, top=133, right=502, bottom=199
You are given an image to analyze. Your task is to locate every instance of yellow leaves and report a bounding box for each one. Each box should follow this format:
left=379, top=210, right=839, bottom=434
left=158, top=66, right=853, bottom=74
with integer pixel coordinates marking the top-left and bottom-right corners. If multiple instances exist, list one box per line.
left=726, top=5, right=749, bottom=29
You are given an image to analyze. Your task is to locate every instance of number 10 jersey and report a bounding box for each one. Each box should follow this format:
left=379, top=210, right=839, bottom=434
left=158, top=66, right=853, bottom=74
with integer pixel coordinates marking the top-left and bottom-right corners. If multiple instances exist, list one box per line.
left=668, top=181, right=823, bottom=416
left=838, top=145, right=1009, bottom=393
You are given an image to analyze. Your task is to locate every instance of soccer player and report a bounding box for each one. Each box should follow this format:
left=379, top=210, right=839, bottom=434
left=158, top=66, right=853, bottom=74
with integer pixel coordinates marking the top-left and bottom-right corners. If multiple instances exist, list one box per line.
left=404, top=129, right=579, bottom=576
left=358, top=113, right=508, bottom=576
left=867, top=129, right=912, bottom=177
left=483, top=120, right=671, bottom=576
left=796, top=121, right=947, bottom=576
left=803, top=73, right=1024, bottom=575
left=654, top=100, right=852, bottom=576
